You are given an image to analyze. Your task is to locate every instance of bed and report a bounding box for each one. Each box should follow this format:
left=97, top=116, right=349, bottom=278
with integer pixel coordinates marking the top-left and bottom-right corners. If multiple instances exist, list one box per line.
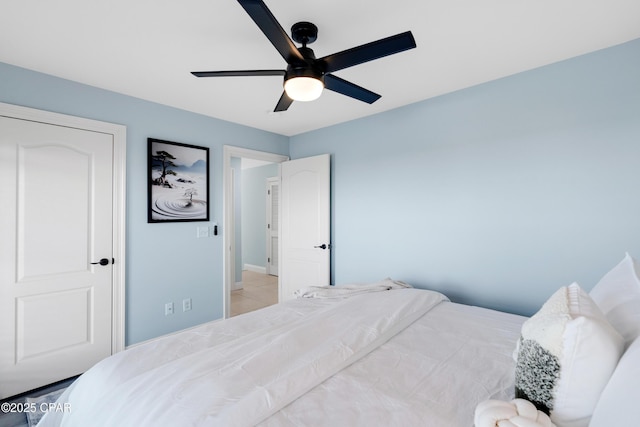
left=38, top=254, right=640, bottom=427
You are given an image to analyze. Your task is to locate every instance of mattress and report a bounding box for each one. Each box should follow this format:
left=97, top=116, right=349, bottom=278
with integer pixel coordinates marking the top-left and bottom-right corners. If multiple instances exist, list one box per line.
left=38, top=288, right=525, bottom=426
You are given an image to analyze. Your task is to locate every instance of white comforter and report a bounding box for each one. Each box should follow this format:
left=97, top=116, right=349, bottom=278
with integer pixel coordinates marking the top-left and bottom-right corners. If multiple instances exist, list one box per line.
left=39, top=288, right=448, bottom=427
left=261, top=300, right=525, bottom=426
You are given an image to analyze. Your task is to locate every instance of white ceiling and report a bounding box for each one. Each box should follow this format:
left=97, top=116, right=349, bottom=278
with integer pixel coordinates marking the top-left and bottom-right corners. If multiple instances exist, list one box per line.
left=1, top=1, right=639, bottom=136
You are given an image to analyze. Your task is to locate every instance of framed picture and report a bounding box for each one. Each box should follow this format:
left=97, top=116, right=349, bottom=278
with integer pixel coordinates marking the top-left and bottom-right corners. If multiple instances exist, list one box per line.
left=148, top=138, right=210, bottom=223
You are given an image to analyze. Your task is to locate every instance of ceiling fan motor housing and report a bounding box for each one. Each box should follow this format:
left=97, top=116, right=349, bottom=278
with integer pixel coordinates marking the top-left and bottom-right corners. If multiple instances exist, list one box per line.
left=285, top=64, right=324, bottom=83
left=285, top=41, right=324, bottom=88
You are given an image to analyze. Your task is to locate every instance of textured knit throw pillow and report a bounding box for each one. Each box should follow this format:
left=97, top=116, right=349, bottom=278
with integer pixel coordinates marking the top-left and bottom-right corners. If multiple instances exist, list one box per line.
left=514, top=283, right=624, bottom=427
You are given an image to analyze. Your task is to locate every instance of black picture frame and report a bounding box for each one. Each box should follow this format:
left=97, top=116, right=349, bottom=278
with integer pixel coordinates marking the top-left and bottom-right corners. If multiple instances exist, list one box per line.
left=147, top=138, right=210, bottom=223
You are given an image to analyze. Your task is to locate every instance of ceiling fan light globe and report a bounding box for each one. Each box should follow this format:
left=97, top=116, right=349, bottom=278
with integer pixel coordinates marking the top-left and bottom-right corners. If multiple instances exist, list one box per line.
left=284, top=77, right=324, bottom=102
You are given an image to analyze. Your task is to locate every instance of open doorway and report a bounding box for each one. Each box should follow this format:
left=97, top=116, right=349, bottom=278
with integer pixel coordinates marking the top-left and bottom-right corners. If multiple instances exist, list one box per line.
left=231, top=157, right=278, bottom=316
left=223, top=146, right=288, bottom=318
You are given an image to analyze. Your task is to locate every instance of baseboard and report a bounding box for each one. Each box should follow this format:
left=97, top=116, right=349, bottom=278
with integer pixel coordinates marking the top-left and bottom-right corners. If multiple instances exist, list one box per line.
left=232, top=281, right=243, bottom=291
left=243, top=264, right=267, bottom=274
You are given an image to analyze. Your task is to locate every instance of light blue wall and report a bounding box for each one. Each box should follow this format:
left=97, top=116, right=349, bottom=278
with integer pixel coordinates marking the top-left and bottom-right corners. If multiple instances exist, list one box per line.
left=290, top=39, right=640, bottom=316
left=241, top=163, right=279, bottom=269
left=0, top=62, right=289, bottom=345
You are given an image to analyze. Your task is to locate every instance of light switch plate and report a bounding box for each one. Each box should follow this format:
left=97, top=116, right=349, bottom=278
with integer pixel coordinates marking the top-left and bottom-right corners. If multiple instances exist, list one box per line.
left=197, top=226, right=209, bottom=238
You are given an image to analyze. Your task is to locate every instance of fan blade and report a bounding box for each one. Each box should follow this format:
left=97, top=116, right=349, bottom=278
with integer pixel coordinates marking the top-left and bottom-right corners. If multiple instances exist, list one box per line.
left=320, top=31, right=416, bottom=73
left=324, top=74, right=381, bottom=104
left=191, top=70, right=285, bottom=77
left=237, top=0, right=305, bottom=65
left=274, top=91, right=294, bottom=112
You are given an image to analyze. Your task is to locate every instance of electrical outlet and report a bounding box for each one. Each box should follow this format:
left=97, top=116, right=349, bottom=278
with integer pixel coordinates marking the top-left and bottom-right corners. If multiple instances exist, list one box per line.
left=165, top=302, right=174, bottom=316
left=183, top=298, right=192, bottom=312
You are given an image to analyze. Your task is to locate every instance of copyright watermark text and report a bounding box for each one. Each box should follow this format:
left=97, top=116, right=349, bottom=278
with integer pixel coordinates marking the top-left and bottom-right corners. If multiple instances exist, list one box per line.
left=1, top=401, right=71, bottom=414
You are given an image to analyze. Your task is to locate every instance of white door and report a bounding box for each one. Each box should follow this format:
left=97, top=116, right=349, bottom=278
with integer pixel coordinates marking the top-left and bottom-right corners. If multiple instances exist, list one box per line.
left=0, top=116, right=114, bottom=398
left=266, top=177, right=279, bottom=276
left=280, top=154, right=330, bottom=301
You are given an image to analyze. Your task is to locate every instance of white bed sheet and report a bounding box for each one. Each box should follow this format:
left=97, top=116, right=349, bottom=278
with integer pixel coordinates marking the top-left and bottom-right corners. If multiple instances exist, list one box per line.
left=39, top=289, right=525, bottom=427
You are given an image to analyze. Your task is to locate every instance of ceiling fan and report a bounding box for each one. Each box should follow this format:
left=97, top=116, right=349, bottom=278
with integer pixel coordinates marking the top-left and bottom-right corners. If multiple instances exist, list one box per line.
left=191, top=0, right=417, bottom=112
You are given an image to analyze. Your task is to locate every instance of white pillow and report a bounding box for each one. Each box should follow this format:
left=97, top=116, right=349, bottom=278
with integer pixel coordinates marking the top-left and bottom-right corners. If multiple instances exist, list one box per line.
left=589, top=253, right=640, bottom=348
left=590, top=336, right=640, bottom=426
left=514, top=283, right=624, bottom=427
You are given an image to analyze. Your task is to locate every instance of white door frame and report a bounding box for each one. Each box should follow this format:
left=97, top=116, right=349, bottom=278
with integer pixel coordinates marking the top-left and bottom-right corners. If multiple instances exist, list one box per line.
left=0, top=102, right=127, bottom=354
left=222, top=145, right=288, bottom=318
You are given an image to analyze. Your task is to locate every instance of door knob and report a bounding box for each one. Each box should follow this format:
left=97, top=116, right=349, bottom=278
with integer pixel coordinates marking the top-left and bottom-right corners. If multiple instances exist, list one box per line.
left=314, top=244, right=330, bottom=250
left=91, top=258, right=110, bottom=266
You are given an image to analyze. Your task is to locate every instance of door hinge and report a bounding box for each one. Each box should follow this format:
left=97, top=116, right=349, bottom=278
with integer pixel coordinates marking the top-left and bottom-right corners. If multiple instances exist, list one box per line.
left=268, top=257, right=271, bottom=263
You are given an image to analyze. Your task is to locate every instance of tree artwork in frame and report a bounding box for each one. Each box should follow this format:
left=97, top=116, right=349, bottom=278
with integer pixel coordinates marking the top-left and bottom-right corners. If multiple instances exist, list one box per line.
left=148, top=138, right=210, bottom=223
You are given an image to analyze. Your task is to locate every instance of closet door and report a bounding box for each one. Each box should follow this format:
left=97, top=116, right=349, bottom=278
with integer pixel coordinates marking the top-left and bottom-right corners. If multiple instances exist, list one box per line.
left=0, top=116, right=114, bottom=397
